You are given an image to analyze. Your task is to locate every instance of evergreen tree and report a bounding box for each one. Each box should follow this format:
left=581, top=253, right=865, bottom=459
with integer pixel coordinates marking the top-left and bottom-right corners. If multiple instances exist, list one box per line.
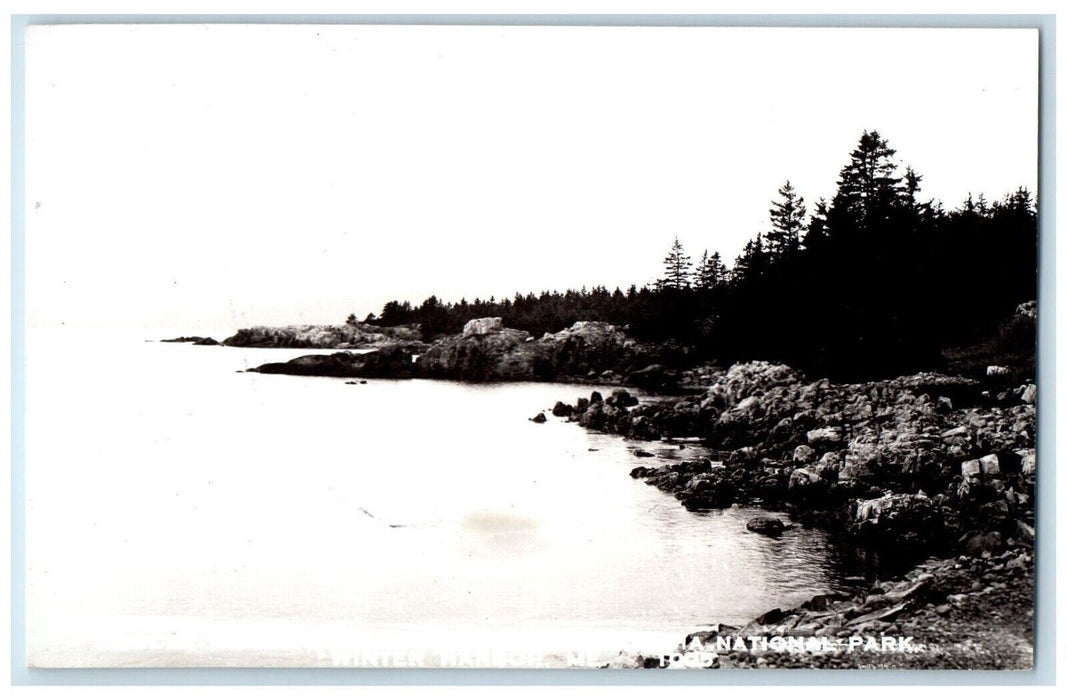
left=732, top=234, right=768, bottom=284
left=829, top=130, right=903, bottom=232
left=710, top=251, right=727, bottom=285
left=694, top=250, right=727, bottom=290
left=803, top=198, right=830, bottom=252
left=903, top=166, right=922, bottom=208
left=765, top=180, right=806, bottom=261
left=658, top=237, right=692, bottom=290
left=900, top=166, right=936, bottom=224
left=999, top=187, right=1035, bottom=217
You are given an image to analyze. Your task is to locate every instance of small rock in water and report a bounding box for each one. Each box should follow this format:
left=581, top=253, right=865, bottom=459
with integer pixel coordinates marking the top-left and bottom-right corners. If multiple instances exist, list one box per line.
left=634, top=449, right=654, bottom=458
left=746, top=517, right=786, bottom=536
left=551, top=401, right=574, bottom=417
left=530, top=412, right=547, bottom=423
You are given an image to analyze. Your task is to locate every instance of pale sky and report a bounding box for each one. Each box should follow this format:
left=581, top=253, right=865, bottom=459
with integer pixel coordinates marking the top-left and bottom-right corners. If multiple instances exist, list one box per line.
left=24, top=25, right=1038, bottom=338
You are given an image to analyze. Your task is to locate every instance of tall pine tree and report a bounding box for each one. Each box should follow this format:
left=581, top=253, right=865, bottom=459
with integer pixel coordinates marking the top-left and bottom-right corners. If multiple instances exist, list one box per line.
left=829, top=130, right=903, bottom=234
left=658, top=237, right=692, bottom=290
left=765, top=180, right=807, bottom=261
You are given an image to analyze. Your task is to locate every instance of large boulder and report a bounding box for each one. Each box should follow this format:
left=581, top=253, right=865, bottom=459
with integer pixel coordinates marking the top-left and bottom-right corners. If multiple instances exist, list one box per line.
left=940, top=426, right=972, bottom=447
left=723, top=361, right=803, bottom=397
left=848, top=493, right=946, bottom=552
left=1020, top=384, right=1037, bottom=405
left=551, top=401, right=574, bottom=417
left=961, top=454, right=1002, bottom=479
left=462, top=317, right=504, bottom=336
left=606, top=389, right=639, bottom=408
left=787, top=468, right=823, bottom=491
left=677, top=473, right=736, bottom=510
left=806, top=427, right=843, bottom=447
left=838, top=442, right=880, bottom=485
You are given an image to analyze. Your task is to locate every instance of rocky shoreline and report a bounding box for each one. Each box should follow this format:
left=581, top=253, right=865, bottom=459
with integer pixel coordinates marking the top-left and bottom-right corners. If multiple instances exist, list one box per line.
left=546, top=361, right=1035, bottom=670
left=233, top=317, right=688, bottom=387
left=200, top=311, right=1037, bottom=669
left=604, top=546, right=1034, bottom=669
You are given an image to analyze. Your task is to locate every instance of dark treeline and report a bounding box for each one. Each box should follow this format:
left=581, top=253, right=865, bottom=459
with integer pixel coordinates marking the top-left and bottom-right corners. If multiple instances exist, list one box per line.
left=356, top=131, right=1037, bottom=381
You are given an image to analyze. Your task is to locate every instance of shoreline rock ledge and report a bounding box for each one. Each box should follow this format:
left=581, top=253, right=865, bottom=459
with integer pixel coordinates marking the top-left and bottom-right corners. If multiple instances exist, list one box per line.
left=160, top=336, right=219, bottom=345
left=246, top=345, right=420, bottom=378
left=235, top=317, right=679, bottom=384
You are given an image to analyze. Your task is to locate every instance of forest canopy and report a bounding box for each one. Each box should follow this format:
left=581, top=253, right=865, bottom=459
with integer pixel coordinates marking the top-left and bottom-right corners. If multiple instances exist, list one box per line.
left=354, top=131, right=1037, bottom=381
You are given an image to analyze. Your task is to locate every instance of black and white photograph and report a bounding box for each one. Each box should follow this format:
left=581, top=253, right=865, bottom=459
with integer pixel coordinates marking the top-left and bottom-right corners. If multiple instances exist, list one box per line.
left=15, top=18, right=1044, bottom=675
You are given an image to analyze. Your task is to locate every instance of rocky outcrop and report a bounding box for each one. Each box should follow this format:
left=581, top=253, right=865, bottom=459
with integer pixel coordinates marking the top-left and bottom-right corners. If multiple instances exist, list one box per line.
left=416, top=325, right=535, bottom=381
left=415, top=319, right=665, bottom=382
left=555, top=359, right=1035, bottom=563
left=231, top=317, right=683, bottom=383
left=670, top=547, right=1034, bottom=669
left=161, top=336, right=219, bottom=345
left=246, top=345, right=418, bottom=378
left=222, top=323, right=423, bottom=349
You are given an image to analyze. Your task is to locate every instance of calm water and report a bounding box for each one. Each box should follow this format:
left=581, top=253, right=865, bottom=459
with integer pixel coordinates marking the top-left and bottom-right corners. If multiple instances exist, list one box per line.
left=26, top=331, right=842, bottom=667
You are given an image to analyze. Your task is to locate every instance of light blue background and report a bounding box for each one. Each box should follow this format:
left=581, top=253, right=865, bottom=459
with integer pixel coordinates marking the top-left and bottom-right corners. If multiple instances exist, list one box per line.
left=9, top=13, right=1057, bottom=686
